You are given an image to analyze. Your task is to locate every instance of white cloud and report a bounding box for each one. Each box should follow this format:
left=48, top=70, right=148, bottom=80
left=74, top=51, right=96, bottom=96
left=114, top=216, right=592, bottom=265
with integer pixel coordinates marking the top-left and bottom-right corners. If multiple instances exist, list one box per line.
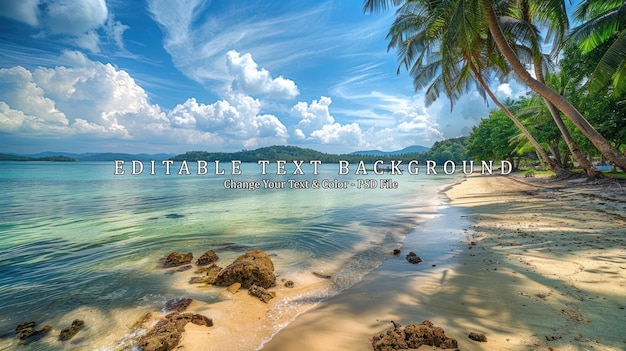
left=289, top=96, right=367, bottom=146
left=168, top=94, right=288, bottom=145
left=226, top=50, right=299, bottom=99
left=0, top=66, right=69, bottom=130
left=42, top=0, right=107, bottom=35
left=0, top=0, right=127, bottom=53
left=0, top=0, right=40, bottom=26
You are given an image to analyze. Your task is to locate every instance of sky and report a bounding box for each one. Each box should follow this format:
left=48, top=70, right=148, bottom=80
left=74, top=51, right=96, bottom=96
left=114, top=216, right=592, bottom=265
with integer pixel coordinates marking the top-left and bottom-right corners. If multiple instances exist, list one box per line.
left=0, top=0, right=529, bottom=155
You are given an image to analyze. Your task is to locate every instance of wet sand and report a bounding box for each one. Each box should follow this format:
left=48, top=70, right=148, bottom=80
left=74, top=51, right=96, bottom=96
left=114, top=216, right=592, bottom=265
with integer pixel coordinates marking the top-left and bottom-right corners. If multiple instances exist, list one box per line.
left=260, top=174, right=626, bottom=351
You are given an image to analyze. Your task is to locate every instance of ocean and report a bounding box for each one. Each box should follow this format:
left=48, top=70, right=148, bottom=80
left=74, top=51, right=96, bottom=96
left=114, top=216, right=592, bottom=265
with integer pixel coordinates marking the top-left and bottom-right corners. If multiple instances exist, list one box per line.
left=0, top=161, right=458, bottom=350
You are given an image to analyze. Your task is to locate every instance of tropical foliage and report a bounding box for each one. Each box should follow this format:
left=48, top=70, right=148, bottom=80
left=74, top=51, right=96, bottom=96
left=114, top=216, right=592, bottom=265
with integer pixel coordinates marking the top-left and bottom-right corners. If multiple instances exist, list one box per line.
left=363, top=0, right=626, bottom=175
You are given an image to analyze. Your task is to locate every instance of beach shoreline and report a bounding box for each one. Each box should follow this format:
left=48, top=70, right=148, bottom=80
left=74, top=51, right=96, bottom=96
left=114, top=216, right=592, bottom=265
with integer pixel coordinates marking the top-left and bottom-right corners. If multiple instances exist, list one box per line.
left=259, top=174, right=626, bottom=351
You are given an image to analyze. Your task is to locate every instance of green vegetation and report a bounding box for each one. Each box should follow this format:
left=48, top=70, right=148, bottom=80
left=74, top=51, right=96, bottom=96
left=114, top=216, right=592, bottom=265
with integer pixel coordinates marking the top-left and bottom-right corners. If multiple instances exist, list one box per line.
left=171, top=143, right=467, bottom=164
left=0, top=154, right=79, bottom=162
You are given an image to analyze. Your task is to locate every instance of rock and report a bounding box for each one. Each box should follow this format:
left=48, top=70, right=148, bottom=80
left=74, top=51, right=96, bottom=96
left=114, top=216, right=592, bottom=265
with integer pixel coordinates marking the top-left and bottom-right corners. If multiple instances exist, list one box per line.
left=393, top=249, right=401, bottom=255
left=227, top=283, right=241, bottom=294
left=15, top=321, right=52, bottom=344
left=59, top=319, right=85, bottom=341
left=312, top=272, right=332, bottom=279
left=163, top=252, right=193, bottom=267
left=467, top=332, right=487, bottom=342
left=468, top=331, right=487, bottom=342
left=248, top=284, right=276, bottom=303
left=190, top=264, right=222, bottom=285
left=284, top=280, right=295, bottom=288
left=406, top=252, right=423, bottom=264
left=215, top=250, right=276, bottom=289
left=196, top=250, right=219, bottom=266
left=164, top=298, right=192, bottom=312
left=131, top=312, right=157, bottom=329
left=136, top=312, right=213, bottom=351
left=372, top=320, right=457, bottom=350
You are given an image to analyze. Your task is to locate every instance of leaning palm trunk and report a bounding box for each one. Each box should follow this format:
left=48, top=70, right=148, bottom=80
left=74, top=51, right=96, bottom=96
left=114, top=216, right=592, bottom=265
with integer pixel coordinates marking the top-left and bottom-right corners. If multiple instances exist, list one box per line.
left=532, top=61, right=602, bottom=179
left=470, top=62, right=563, bottom=174
left=482, top=0, right=626, bottom=172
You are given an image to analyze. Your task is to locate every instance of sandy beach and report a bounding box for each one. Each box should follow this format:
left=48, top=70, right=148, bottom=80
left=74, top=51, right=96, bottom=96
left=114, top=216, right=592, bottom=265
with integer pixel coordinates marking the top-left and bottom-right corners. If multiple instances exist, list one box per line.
left=257, top=174, right=626, bottom=351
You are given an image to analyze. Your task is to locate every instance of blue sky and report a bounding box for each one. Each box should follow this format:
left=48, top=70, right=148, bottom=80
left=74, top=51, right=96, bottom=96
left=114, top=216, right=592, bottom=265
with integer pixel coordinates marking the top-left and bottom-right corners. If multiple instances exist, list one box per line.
left=0, top=0, right=528, bottom=155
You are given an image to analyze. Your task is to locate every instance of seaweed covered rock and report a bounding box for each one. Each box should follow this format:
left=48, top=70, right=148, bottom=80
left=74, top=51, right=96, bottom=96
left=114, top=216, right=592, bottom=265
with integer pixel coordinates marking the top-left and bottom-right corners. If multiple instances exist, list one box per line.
left=15, top=321, right=52, bottom=345
left=215, top=250, right=276, bottom=289
left=59, top=319, right=85, bottom=341
left=196, top=250, right=219, bottom=266
left=163, top=252, right=193, bottom=267
left=136, top=312, right=213, bottom=351
left=372, top=320, right=457, bottom=350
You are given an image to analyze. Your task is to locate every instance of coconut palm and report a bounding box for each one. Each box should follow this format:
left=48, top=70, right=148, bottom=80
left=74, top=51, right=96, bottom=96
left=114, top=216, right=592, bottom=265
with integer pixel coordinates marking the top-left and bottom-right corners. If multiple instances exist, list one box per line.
left=570, top=0, right=626, bottom=95
left=381, top=0, right=562, bottom=173
left=504, top=0, right=601, bottom=178
left=364, top=0, right=626, bottom=171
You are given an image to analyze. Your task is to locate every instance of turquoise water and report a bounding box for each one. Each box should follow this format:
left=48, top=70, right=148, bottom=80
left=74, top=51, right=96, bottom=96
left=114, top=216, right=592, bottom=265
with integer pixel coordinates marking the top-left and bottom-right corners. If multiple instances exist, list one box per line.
left=0, top=161, right=457, bottom=350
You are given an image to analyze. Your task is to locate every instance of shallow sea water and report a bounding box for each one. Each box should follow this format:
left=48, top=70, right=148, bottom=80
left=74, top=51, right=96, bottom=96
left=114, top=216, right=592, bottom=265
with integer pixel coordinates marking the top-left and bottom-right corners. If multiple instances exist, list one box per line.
left=0, top=161, right=457, bottom=350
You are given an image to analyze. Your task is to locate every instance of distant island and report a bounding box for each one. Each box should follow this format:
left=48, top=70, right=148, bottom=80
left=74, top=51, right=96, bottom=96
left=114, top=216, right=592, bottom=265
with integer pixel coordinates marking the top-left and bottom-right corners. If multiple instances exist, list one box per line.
left=1, top=138, right=469, bottom=164
left=0, top=154, right=79, bottom=162
left=171, top=139, right=467, bottom=163
left=350, top=145, right=430, bottom=156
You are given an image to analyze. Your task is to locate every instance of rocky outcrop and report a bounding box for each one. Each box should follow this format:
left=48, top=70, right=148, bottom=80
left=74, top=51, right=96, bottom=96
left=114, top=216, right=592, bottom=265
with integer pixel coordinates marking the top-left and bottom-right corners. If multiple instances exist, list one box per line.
left=405, top=252, right=423, bottom=264
left=59, top=319, right=85, bottom=341
left=163, top=252, right=193, bottom=267
left=136, top=312, right=213, bottom=351
left=15, top=321, right=52, bottom=345
left=215, top=250, right=276, bottom=289
left=372, top=320, right=457, bottom=350
left=196, top=250, right=219, bottom=266
left=248, top=284, right=276, bottom=303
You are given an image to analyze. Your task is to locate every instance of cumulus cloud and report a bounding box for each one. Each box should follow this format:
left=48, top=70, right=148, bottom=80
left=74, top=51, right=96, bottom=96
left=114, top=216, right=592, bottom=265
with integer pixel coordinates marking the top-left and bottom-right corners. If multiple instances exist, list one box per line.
left=290, top=96, right=366, bottom=146
left=0, top=0, right=127, bottom=53
left=0, top=0, right=40, bottom=26
left=168, top=94, right=288, bottom=144
left=225, top=50, right=299, bottom=99
left=0, top=51, right=291, bottom=151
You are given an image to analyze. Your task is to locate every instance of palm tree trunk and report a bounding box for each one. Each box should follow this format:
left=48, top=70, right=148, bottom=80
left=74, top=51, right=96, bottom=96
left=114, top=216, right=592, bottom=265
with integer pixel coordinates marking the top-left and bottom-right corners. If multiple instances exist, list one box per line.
left=532, top=60, right=602, bottom=179
left=482, top=0, right=626, bottom=172
left=469, top=62, right=563, bottom=174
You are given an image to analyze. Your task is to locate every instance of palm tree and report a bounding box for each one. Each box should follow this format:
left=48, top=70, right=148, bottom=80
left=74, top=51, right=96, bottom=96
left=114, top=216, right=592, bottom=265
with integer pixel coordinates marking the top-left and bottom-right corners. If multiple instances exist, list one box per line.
left=380, top=0, right=562, bottom=173
left=570, top=0, right=626, bottom=95
left=364, top=0, right=626, bottom=171
left=506, top=0, right=601, bottom=178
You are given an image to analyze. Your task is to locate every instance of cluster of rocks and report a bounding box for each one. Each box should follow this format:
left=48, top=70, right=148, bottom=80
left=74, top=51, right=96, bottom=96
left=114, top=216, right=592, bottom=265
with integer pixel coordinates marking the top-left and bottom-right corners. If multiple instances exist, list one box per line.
left=15, top=319, right=85, bottom=345
left=164, top=248, right=284, bottom=303
left=136, top=311, right=213, bottom=351
left=371, top=320, right=490, bottom=350
left=371, top=320, right=458, bottom=350
left=130, top=297, right=213, bottom=351
left=392, top=249, right=424, bottom=265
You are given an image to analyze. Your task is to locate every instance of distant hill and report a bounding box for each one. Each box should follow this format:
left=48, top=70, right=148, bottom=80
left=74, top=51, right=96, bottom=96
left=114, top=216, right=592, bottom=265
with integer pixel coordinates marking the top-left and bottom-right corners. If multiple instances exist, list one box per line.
left=3, top=152, right=175, bottom=161
left=0, top=153, right=79, bottom=162
left=351, top=145, right=430, bottom=156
